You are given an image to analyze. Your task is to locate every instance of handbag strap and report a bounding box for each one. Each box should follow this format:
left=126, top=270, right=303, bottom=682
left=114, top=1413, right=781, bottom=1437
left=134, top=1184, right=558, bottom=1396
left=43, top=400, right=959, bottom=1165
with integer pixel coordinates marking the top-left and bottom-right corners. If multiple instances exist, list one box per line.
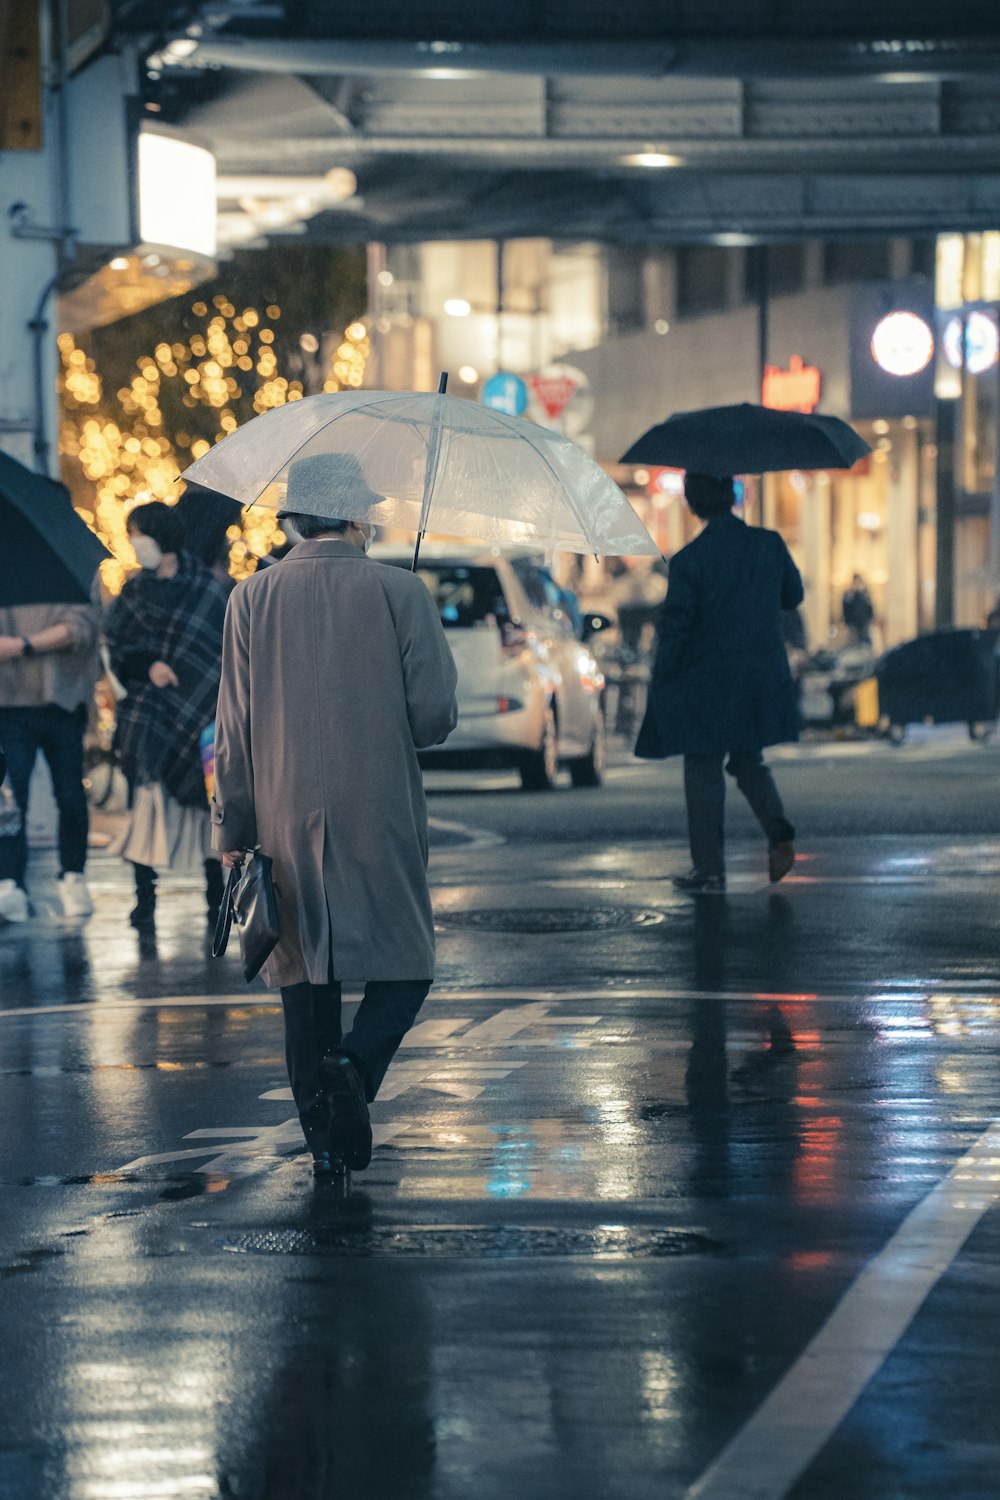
left=211, top=863, right=241, bottom=959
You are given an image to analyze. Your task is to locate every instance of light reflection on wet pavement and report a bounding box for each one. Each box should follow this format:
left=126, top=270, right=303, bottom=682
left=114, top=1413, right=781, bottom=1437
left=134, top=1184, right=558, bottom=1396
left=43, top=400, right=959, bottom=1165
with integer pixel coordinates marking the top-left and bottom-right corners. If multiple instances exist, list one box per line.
left=2, top=750, right=1000, bottom=1499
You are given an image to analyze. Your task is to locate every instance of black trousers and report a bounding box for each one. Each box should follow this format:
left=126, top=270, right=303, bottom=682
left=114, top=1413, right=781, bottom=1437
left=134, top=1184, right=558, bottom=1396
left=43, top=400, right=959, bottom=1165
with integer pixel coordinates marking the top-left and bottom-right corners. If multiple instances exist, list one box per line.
left=683, top=750, right=795, bottom=879
left=279, top=976, right=430, bottom=1152
left=0, top=705, right=88, bottom=887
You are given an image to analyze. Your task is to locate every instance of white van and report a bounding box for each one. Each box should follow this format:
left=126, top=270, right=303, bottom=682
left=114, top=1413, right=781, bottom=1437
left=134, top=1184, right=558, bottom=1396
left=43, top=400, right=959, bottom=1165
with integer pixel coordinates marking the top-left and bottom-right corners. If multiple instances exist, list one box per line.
left=373, top=544, right=607, bottom=790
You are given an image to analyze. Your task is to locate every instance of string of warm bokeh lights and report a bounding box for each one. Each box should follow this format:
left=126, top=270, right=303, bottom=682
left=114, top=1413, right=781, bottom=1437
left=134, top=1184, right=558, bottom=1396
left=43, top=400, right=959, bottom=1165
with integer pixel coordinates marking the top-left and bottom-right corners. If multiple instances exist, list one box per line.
left=59, top=298, right=370, bottom=591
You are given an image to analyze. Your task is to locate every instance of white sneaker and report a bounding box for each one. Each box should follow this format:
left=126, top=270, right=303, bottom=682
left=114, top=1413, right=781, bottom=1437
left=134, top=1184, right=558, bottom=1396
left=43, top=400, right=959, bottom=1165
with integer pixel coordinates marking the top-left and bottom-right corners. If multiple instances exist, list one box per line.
left=0, top=878, right=29, bottom=923
left=57, top=872, right=94, bottom=918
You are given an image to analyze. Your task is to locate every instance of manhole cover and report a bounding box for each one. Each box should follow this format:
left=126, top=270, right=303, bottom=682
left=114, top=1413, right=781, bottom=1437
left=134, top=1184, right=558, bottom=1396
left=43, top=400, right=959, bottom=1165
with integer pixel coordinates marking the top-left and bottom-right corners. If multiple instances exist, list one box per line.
left=436, top=907, right=665, bottom=934
left=220, top=1224, right=720, bottom=1259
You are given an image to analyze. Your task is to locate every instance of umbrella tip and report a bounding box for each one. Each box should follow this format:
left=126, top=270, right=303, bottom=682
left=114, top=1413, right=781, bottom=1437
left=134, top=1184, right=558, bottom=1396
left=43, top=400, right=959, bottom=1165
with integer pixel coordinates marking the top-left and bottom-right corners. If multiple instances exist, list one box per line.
left=437, top=372, right=449, bottom=394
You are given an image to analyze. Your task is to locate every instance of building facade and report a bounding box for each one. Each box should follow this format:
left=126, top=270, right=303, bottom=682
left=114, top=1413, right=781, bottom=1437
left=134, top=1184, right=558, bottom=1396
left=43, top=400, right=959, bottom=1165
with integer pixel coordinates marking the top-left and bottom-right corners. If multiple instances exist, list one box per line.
left=371, top=237, right=948, bottom=652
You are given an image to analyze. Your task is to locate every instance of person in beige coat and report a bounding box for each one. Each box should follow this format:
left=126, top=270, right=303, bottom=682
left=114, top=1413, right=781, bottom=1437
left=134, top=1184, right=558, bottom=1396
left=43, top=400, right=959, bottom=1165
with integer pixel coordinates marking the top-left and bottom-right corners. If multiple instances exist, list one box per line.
left=212, top=454, right=458, bottom=1178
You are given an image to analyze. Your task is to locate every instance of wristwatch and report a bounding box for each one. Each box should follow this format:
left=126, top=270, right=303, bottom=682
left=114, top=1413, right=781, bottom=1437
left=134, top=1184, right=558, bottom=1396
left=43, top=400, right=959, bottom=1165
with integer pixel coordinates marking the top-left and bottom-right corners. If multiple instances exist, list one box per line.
left=21, top=637, right=35, bottom=657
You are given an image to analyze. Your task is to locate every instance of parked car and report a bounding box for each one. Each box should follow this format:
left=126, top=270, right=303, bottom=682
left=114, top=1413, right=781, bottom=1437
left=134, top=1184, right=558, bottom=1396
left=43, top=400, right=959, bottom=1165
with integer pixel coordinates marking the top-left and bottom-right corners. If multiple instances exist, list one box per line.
left=373, top=544, right=606, bottom=789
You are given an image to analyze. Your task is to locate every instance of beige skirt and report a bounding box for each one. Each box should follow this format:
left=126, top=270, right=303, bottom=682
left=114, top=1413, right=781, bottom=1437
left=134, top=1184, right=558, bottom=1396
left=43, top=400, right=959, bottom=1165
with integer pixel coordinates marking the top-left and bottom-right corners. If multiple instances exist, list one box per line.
left=112, top=782, right=217, bottom=875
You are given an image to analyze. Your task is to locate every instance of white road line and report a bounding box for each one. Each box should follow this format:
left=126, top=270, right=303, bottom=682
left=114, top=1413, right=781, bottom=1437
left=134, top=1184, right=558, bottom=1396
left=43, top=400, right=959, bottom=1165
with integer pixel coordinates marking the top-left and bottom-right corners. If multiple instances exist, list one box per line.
left=428, top=814, right=507, bottom=849
left=685, top=1120, right=1000, bottom=1500
left=2, top=985, right=999, bottom=1023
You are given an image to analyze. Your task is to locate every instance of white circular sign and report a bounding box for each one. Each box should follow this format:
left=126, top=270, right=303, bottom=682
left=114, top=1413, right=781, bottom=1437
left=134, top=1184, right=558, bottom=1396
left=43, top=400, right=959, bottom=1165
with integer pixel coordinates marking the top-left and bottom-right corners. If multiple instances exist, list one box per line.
left=870, top=312, right=934, bottom=378
left=965, top=311, right=1000, bottom=376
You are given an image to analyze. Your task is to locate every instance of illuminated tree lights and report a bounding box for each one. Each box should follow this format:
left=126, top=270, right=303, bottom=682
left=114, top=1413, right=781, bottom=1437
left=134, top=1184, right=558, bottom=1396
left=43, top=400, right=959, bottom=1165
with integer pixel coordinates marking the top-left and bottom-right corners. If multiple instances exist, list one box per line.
left=59, top=300, right=370, bottom=592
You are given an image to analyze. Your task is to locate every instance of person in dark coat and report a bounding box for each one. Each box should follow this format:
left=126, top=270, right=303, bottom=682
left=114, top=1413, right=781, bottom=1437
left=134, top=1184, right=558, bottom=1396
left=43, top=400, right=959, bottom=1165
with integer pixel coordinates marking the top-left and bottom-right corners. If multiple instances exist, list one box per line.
left=635, top=472, right=804, bottom=893
left=842, top=573, right=875, bottom=645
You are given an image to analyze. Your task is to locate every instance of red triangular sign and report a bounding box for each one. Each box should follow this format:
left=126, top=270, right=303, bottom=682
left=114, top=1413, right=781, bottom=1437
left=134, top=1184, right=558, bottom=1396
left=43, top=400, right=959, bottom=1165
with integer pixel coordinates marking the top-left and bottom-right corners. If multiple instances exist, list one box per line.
left=527, top=374, right=577, bottom=420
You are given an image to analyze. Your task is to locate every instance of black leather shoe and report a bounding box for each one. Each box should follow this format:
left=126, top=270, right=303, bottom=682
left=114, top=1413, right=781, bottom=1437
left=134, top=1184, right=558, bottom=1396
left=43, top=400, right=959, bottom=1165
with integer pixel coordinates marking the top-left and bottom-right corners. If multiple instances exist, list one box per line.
left=671, top=870, right=726, bottom=894
left=129, top=895, right=156, bottom=928
left=320, top=1053, right=373, bottom=1170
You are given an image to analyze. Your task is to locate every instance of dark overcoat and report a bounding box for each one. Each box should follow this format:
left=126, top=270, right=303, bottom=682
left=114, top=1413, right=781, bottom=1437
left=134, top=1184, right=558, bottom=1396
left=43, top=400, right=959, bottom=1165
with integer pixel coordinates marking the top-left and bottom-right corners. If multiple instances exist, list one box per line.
left=635, top=512, right=804, bottom=759
left=212, top=539, right=458, bottom=987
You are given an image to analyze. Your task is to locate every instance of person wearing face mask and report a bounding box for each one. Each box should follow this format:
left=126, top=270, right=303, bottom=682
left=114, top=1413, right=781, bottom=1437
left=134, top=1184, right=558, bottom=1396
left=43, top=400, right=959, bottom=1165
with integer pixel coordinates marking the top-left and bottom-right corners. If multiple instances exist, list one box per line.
left=104, top=502, right=230, bottom=928
left=212, top=453, right=458, bottom=1180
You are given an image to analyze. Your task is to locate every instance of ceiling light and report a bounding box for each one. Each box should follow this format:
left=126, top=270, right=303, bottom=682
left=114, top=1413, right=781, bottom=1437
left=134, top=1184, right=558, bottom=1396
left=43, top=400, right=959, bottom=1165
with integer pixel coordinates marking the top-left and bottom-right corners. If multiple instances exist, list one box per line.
left=458, top=365, right=479, bottom=384
left=377, top=270, right=394, bottom=287
left=444, top=298, right=471, bottom=317
left=623, top=151, right=681, bottom=168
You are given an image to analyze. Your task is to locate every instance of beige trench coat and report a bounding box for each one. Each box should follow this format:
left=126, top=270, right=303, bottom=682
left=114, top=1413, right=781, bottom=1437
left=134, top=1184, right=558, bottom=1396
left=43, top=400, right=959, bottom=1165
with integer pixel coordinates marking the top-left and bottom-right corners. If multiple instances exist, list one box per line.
left=211, top=539, right=458, bottom=987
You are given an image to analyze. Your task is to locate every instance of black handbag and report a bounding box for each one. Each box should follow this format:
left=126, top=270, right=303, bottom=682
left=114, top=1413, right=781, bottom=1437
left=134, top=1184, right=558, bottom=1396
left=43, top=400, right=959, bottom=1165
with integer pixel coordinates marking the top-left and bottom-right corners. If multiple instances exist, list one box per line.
left=212, top=849, right=280, bottom=982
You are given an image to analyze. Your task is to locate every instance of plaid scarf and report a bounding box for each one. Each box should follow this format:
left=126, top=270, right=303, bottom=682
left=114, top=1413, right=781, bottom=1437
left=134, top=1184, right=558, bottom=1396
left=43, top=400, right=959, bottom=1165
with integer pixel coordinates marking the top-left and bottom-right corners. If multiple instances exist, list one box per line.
left=106, top=552, right=229, bottom=806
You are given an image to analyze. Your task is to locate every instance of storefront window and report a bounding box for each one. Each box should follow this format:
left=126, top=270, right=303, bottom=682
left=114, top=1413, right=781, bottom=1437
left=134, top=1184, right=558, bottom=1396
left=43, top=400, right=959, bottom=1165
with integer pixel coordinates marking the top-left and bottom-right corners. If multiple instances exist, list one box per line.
left=961, top=362, right=998, bottom=496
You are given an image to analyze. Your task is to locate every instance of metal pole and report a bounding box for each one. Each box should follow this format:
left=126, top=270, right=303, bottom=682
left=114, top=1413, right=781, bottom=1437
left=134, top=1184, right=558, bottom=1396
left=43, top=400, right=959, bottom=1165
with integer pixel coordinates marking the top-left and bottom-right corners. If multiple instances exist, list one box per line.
left=496, top=239, right=505, bottom=372
left=755, top=245, right=769, bottom=526
left=756, top=244, right=769, bottom=398
left=935, top=393, right=957, bottom=629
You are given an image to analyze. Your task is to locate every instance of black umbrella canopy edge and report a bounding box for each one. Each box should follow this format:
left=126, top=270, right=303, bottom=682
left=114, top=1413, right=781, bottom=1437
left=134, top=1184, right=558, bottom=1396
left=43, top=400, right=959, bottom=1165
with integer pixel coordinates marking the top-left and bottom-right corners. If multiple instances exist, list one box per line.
left=619, top=402, right=871, bottom=478
left=0, top=450, right=110, bottom=606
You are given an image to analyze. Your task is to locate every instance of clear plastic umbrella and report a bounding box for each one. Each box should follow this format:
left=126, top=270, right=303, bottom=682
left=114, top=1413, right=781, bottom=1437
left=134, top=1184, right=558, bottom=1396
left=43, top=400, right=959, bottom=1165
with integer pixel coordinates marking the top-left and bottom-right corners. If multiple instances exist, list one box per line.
left=182, top=388, right=659, bottom=559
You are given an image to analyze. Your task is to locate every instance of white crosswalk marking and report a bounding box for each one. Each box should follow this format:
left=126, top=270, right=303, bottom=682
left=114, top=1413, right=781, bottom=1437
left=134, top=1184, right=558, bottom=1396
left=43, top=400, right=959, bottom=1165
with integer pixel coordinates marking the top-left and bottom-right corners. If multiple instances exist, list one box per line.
left=112, top=1002, right=600, bottom=1183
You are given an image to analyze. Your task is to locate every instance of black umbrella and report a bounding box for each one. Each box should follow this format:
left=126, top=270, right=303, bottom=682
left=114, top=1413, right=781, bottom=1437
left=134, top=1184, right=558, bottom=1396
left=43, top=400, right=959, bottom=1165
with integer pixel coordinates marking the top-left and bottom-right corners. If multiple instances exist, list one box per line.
left=620, top=403, right=870, bottom=477
left=0, top=451, right=110, bottom=606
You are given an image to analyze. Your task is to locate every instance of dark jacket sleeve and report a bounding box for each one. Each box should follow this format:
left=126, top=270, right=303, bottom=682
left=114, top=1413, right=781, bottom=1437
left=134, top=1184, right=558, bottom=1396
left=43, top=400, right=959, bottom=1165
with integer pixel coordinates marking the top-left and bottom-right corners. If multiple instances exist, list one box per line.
left=651, top=550, right=699, bottom=681
left=779, top=537, right=805, bottom=611
left=211, top=585, right=257, bottom=852
left=393, top=576, right=459, bottom=749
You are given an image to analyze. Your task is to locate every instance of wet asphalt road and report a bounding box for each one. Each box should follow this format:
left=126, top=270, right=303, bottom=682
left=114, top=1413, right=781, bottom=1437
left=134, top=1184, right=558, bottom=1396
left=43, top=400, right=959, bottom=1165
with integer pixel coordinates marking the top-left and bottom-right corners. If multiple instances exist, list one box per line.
left=1, top=731, right=999, bottom=1500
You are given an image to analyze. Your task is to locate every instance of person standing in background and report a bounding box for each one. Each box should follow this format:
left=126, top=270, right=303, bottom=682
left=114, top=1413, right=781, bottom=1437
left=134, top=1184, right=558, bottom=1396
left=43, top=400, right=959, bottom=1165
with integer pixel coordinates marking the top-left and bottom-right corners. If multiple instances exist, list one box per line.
left=842, top=573, right=875, bottom=646
left=105, top=502, right=229, bottom=930
left=0, top=599, right=100, bottom=921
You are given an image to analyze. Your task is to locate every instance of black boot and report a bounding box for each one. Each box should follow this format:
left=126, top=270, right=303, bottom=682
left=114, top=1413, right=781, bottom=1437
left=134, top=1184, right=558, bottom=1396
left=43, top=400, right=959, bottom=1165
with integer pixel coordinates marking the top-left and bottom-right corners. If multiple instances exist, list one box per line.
left=204, top=859, right=225, bottom=926
left=129, top=863, right=157, bottom=928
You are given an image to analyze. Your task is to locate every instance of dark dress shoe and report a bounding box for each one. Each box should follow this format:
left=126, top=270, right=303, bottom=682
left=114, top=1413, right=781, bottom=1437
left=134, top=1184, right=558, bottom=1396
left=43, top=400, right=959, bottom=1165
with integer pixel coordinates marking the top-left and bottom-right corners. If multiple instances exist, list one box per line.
left=671, top=870, right=726, bottom=894
left=129, top=895, right=156, bottom=928
left=768, top=841, right=795, bottom=883
left=320, top=1053, right=373, bottom=1170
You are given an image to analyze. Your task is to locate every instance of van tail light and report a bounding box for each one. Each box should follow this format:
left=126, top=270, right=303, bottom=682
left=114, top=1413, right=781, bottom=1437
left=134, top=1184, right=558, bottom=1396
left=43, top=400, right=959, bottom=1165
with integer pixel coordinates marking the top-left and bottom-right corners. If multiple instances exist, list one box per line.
left=500, top=621, right=529, bottom=657
left=496, top=696, right=523, bottom=714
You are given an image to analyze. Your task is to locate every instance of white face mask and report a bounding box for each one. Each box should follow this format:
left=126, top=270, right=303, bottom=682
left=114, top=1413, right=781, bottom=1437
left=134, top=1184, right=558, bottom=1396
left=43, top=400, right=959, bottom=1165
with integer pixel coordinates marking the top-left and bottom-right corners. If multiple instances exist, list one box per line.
left=131, top=534, right=163, bottom=571
left=354, top=524, right=373, bottom=554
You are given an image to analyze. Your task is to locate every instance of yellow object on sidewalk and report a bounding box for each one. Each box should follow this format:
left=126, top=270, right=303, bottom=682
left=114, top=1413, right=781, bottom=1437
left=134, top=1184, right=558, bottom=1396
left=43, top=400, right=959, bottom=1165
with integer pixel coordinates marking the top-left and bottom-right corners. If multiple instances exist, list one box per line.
left=855, top=676, right=879, bottom=727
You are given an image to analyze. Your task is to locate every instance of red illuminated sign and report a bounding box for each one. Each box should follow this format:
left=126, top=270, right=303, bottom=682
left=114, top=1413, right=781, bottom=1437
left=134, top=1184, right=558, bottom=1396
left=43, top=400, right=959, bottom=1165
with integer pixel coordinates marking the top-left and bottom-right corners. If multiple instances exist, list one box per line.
left=527, top=374, right=578, bottom=420
left=762, top=354, right=822, bottom=414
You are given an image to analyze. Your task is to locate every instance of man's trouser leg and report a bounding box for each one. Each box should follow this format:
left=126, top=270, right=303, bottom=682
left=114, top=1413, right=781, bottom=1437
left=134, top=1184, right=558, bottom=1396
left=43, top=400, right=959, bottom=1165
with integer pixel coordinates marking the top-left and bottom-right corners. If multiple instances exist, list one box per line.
left=683, top=754, right=727, bottom=879
left=726, top=751, right=795, bottom=846
left=35, top=705, right=89, bottom=876
left=0, top=709, right=38, bottom=888
left=280, top=979, right=343, bottom=1151
left=341, top=981, right=431, bottom=1101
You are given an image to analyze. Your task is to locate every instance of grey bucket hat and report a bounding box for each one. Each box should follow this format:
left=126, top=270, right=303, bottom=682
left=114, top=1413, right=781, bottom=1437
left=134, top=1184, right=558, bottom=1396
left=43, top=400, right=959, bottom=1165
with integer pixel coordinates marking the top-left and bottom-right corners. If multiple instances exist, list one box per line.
left=280, top=452, right=383, bottom=521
